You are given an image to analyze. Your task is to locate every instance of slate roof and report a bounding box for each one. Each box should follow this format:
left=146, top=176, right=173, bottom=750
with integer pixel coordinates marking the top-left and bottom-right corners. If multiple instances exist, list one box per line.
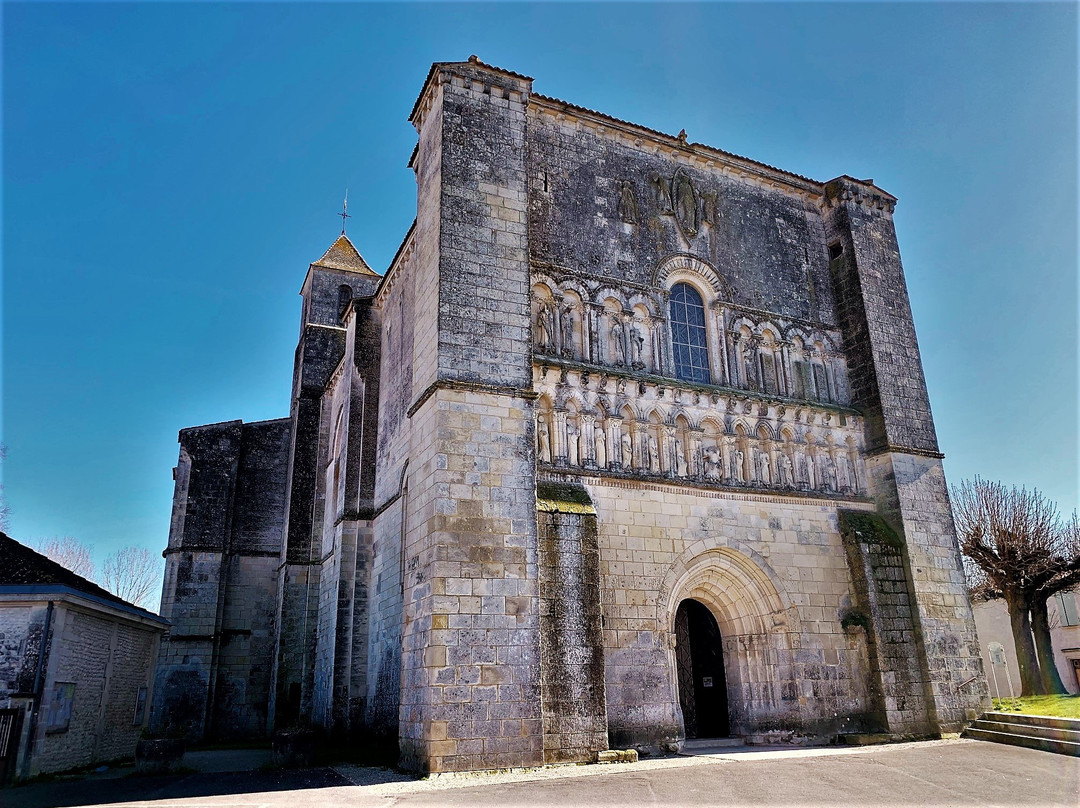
left=0, top=531, right=160, bottom=619
left=312, top=233, right=379, bottom=275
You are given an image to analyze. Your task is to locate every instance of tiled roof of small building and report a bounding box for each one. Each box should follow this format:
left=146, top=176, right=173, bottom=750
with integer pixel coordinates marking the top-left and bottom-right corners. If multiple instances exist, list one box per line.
left=0, top=531, right=156, bottom=616
left=312, top=233, right=379, bottom=275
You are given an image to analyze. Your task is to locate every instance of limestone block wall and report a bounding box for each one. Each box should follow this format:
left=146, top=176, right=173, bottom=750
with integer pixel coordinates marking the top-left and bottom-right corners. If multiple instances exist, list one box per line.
left=396, top=58, right=542, bottom=774
left=208, top=554, right=280, bottom=739
left=30, top=603, right=160, bottom=775
left=399, top=388, right=542, bottom=773
left=574, top=476, right=879, bottom=745
left=366, top=232, right=417, bottom=739
left=155, top=418, right=289, bottom=740
left=536, top=496, right=607, bottom=763
left=840, top=511, right=926, bottom=733
left=526, top=99, right=837, bottom=327
left=823, top=180, right=989, bottom=730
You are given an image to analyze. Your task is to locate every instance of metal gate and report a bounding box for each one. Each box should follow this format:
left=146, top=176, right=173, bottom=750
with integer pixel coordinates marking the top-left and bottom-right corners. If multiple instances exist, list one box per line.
left=0, top=708, right=24, bottom=785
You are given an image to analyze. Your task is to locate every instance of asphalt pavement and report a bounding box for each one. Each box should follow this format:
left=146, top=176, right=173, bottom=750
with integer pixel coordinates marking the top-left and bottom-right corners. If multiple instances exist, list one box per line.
left=4, top=739, right=1076, bottom=808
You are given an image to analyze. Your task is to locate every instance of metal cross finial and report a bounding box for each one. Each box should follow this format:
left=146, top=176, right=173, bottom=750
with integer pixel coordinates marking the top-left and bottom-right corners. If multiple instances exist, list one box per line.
left=339, top=190, right=351, bottom=235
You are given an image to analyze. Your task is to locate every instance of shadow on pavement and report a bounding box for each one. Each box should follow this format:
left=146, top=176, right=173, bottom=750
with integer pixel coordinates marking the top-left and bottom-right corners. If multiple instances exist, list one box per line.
left=2, top=766, right=364, bottom=808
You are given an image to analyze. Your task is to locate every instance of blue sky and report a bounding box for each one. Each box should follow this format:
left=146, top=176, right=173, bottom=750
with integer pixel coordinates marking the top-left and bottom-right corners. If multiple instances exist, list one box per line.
left=3, top=2, right=1077, bottom=586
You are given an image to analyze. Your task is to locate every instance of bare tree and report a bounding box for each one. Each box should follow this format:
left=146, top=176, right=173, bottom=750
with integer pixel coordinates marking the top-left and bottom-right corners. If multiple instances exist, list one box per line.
left=954, top=478, right=1080, bottom=695
left=953, top=478, right=1058, bottom=695
left=102, top=546, right=159, bottom=610
left=1029, top=512, right=1080, bottom=694
left=31, top=536, right=96, bottom=580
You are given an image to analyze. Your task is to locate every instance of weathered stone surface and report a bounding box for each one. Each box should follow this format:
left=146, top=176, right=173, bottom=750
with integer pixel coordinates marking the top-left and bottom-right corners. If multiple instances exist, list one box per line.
left=153, top=56, right=989, bottom=773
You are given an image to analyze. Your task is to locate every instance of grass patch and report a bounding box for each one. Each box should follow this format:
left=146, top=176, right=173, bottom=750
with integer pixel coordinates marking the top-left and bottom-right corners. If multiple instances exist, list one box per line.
left=992, top=694, right=1080, bottom=719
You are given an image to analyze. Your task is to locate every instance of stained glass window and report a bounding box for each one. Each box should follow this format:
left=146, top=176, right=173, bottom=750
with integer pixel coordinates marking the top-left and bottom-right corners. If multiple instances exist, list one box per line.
left=670, top=283, right=710, bottom=384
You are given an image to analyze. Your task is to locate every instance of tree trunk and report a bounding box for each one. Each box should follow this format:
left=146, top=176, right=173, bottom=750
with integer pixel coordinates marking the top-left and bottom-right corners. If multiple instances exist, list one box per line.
left=1004, top=592, right=1044, bottom=696
left=1031, top=596, right=1068, bottom=694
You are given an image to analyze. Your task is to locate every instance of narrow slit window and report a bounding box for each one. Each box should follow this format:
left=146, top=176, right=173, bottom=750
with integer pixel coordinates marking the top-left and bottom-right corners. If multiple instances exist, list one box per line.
left=669, top=283, right=710, bottom=384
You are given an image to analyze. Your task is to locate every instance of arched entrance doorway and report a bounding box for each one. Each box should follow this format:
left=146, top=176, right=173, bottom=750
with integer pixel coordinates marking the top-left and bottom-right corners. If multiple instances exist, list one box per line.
left=675, top=598, right=729, bottom=738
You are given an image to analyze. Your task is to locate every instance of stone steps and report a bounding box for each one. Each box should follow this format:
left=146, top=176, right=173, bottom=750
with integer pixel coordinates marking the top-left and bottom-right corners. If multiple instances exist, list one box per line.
left=963, top=712, right=1080, bottom=757
left=680, top=737, right=746, bottom=754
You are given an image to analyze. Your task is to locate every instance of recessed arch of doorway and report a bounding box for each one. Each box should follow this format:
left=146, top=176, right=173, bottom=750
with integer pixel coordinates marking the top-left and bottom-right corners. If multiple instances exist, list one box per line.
left=661, top=544, right=798, bottom=739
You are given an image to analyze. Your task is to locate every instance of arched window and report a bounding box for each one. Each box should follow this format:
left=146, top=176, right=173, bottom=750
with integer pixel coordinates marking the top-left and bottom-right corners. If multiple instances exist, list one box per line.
left=669, top=283, right=710, bottom=383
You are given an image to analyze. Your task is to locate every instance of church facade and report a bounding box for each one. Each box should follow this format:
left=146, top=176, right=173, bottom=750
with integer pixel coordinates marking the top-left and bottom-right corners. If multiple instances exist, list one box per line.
left=152, top=57, right=989, bottom=773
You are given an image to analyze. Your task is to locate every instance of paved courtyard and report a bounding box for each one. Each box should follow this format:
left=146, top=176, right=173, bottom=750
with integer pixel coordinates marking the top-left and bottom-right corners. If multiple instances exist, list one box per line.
left=5, top=739, right=1077, bottom=808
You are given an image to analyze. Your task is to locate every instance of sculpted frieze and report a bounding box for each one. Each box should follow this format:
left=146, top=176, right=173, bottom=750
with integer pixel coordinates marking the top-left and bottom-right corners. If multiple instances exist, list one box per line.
left=533, top=363, right=867, bottom=498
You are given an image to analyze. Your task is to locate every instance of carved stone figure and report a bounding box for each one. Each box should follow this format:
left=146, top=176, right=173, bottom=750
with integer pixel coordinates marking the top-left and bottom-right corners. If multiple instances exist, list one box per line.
left=621, top=431, right=633, bottom=468
left=629, top=325, right=645, bottom=368
left=648, top=434, right=661, bottom=473
left=834, top=452, right=850, bottom=491
left=537, top=418, right=551, bottom=462
left=650, top=174, right=672, bottom=212
left=780, top=454, right=794, bottom=487
left=743, top=349, right=759, bottom=390
left=561, top=304, right=575, bottom=358
left=673, top=170, right=697, bottom=236
left=732, top=448, right=745, bottom=482
left=755, top=449, right=771, bottom=485
left=704, top=447, right=722, bottom=480
left=567, top=423, right=579, bottom=466
left=674, top=437, right=688, bottom=477
left=701, top=191, right=718, bottom=226
left=617, top=180, right=638, bottom=224
left=536, top=304, right=554, bottom=351
left=611, top=322, right=626, bottom=366
left=817, top=452, right=833, bottom=491
left=595, top=428, right=607, bottom=469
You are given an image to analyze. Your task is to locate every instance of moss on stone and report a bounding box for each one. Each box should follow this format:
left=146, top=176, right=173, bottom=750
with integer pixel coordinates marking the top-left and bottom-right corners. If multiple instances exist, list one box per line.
left=838, top=510, right=904, bottom=550
left=536, top=481, right=593, bottom=506
left=840, top=609, right=873, bottom=632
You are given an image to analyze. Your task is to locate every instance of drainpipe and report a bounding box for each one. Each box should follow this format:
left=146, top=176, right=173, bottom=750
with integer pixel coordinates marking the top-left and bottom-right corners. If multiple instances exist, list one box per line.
left=20, top=601, right=54, bottom=781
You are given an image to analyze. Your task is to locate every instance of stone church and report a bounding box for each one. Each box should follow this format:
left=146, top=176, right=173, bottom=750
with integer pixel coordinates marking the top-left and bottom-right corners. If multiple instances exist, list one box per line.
left=153, top=57, right=989, bottom=773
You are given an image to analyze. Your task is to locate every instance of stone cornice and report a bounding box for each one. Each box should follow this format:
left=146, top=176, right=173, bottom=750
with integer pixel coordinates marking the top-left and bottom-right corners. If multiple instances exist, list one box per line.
left=538, top=469, right=876, bottom=509
left=407, top=378, right=540, bottom=419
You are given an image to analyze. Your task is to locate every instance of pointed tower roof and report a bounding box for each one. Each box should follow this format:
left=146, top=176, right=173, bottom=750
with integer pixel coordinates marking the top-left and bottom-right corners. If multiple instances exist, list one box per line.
left=311, top=234, right=378, bottom=275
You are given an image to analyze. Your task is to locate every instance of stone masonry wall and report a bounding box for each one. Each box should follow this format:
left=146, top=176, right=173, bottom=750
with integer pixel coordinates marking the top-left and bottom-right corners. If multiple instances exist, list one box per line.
left=396, top=60, right=542, bottom=773
left=840, top=512, right=926, bottom=734
left=527, top=103, right=836, bottom=327
left=823, top=181, right=989, bottom=730
left=33, top=604, right=159, bottom=775
left=537, top=501, right=608, bottom=763
left=578, top=476, right=879, bottom=745
left=155, top=419, right=288, bottom=741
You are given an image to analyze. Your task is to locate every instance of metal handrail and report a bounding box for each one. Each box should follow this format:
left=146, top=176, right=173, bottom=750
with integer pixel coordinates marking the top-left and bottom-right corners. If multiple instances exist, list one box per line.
left=956, top=674, right=979, bottom=691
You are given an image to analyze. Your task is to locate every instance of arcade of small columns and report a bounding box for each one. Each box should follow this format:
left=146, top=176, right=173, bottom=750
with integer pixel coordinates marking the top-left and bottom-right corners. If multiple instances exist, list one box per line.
left=533, top=364, right=867, bottom=497
left=531, top=270, right=851, bottom=407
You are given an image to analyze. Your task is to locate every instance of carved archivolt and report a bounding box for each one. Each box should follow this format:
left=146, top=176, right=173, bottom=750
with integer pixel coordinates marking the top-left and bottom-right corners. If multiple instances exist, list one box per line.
left=533, top=364, right=866, bottom=498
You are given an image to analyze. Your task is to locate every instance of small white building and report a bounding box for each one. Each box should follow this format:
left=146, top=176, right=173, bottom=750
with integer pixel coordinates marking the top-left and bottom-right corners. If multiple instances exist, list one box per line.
left=0, top=532, right=167, bottom=783
left=972, top=592, right=1080, bottom=697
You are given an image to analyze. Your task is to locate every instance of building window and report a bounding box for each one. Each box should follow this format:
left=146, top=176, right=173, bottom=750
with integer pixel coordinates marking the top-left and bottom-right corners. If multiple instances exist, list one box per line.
left=1056, top=592, right=1080, bottom=627
left=45, top=682, right=75, bottom=734
left=669, top=283, right=710, bottom=384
